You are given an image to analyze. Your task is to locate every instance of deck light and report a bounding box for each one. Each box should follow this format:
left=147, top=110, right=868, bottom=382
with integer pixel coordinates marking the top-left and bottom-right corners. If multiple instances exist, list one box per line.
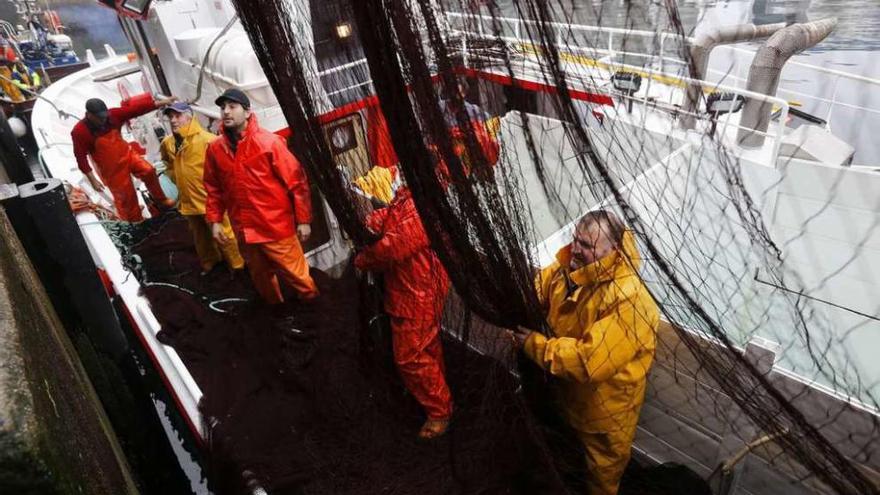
left=611, top=71, right=642, bottom=113
left=706, top=92, right=745, bottom=115
left=335, top=22, right=353, bottom=40
left=706, top=92, right=745, bottom=137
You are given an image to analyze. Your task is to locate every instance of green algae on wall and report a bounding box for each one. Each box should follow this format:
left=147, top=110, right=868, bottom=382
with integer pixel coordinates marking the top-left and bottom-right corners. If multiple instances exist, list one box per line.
left=0, top=207, right=139, bottom=495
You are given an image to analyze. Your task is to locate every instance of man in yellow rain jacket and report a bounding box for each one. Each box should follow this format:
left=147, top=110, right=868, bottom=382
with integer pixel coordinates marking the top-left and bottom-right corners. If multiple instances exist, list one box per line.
left=514, top=210, right=659, bottom=495
left=160, top=102, right=244, bottom=274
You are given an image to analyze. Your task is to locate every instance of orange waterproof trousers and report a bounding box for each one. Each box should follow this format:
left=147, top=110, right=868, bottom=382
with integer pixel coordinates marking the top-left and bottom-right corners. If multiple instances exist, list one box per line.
left=240, top=235, right=318, bottom=304
left=185, top=214, right=244, bottom=272
left=390, top=316, right=453, bottom=420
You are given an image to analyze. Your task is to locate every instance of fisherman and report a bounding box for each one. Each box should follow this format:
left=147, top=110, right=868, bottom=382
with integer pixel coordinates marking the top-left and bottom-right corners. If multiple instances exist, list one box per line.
left=160, top=101, right=244, bottom=275
left=71, top=94, right=176, bottom=222
left=354, top=182, right=453, bottom=439
left=438, top=77, right=490, bottom=129
left=511, top=210, right=659, bottom=495
left=434, top=77, right=500, bottom=180
left=0, top=36, right=26, bottom=103
left=0, top=35, right=16, bottom=64
left=204, top=88, right=318, bottom=304
left=11, top=62, right=41, bottom=91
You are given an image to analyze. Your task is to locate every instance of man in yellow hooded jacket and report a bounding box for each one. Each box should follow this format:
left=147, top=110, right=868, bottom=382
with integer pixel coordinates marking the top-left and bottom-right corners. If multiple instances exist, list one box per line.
left=514, top=210, right=659, bottom=495
left=160, top=102, right=244, bottom=274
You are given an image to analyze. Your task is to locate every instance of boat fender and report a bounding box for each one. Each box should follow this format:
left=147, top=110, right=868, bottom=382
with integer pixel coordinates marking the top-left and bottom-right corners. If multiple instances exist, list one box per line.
left=18, top=178, right=130, bottom=360
left=7, top=116, right=27, bottom=138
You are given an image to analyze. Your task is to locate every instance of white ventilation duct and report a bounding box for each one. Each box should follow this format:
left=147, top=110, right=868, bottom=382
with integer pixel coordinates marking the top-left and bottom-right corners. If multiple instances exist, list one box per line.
left=680, top=22, right=787, bottom=130
left=736, top=18, right=838, bottom=148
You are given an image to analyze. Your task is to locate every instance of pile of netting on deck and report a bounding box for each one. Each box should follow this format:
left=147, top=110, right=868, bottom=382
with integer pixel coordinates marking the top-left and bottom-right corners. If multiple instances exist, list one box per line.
left=112, top=212, right=591, bottom=494
left=123, top=0, right=879, bottom=493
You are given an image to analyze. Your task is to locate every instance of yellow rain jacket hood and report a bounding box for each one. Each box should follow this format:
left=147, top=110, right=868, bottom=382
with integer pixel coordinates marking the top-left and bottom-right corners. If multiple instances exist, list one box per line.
left=524, top=230, right=659, bottom=433
left=160, top=118, right=217, bottom=216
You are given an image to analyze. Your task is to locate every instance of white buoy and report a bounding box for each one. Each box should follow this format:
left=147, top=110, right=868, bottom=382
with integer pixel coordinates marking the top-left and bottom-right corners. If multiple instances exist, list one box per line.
left=7, top=116, right=27, bottom=138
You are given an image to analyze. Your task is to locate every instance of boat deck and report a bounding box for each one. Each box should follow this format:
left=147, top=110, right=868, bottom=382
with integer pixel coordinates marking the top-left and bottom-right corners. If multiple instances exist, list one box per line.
left=124, top=212, right=619, bottom=494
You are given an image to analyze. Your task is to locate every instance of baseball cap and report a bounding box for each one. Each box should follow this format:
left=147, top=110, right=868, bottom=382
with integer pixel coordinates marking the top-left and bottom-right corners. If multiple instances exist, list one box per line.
left=162, top=101, right=192, bottom=115
left=214, top=88, right=251, bottom=109
left=85, top=98, right=108, bottom=117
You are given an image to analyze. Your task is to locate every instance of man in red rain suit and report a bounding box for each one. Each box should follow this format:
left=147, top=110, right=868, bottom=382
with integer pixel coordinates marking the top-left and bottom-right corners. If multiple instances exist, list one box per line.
left=355, top=185, right=453, bottom=439
left=71, top=94, right=175, bottom=221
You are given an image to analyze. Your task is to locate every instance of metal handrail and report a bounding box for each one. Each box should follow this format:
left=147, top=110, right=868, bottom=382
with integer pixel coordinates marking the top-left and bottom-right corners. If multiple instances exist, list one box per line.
left=445, top=12, right=695, bottom=55
left=318, top=57, right=370, bottom=78
left=447, top=12, right=879, bottom=149
left=445, top=12, right=695, bottom=41
left=712, top=45, right=880, bottom=132
left=608, top=78, right=788, bottom=168
left=722, top=44, right=880, bottom=87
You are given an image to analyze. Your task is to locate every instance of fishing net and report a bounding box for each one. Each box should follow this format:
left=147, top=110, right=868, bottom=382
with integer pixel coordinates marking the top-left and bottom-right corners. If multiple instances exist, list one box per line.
left=113, top=0, right=880, bottom=493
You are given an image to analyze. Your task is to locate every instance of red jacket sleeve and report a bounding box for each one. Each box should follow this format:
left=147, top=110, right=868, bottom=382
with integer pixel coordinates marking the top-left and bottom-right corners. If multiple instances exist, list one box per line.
left=70, top=121, right=94, bottom=174
left=270, top=137, right=312, bottom=225
left=203, top=145, right=225, bottom=224
left=355, top=199, right=428, bottom=270
left=110, top=93, right=158, bottom=124
left=71, top=94, right=156, bottom=174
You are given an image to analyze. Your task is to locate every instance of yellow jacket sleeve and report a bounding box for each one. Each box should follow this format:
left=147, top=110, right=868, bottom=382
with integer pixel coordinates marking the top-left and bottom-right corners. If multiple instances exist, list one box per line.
left=523, top=299, right=653, bottom=384
left=534, top=263, right=557, bottom=313
left=160, top=139, right=176, bottom=185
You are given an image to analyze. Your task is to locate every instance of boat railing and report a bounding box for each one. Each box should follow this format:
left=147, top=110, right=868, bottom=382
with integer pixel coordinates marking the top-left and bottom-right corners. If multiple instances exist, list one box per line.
left=607, top=70, right=790, bottom=168
left=446, top=12, right=880, bottom=160
left=188, top=54, right=372, bottom=105
left=707, top=45, right=880, bottom=137
left=445, top=12, right=694, bottom=73
left=318, top=58, right=374, bottom=102
left=446, top=13, right=789, bottom=167
left=0, top=20, right=17, bottom=41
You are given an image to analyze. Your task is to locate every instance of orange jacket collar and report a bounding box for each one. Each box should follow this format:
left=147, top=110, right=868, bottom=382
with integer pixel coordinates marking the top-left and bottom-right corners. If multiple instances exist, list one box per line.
left=219, top=113, right=261, bottom=152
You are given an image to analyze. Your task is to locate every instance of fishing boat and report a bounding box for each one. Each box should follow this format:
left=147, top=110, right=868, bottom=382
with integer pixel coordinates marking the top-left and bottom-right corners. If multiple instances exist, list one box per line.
left=2, top=0, right=87, bottom=77
left=19, top=0, right=880, bottom=493
left=1, top=0, right=87, bottom=135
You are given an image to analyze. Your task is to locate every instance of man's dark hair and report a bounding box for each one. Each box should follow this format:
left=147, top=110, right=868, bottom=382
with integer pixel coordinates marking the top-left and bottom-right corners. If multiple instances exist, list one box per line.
left=578, top=209, right=626, bottom=247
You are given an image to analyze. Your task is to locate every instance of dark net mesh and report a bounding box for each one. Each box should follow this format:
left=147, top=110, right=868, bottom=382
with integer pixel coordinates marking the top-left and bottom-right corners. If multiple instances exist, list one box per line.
left=110, top=0, right=880, bottom=494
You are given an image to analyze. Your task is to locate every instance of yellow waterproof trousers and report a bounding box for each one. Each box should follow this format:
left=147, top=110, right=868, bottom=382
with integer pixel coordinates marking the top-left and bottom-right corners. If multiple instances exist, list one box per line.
left=185, top=214, right=244, bottom=272
left=578, top=425, right=637, bottom=495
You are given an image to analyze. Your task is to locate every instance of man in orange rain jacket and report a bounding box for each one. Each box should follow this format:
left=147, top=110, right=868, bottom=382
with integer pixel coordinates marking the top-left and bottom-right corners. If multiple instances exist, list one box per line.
left=71, top=94, right=176, bottom=222
left=355, top=185, right=453, bottom=439
left=513, top=210, right=659, bottom=495
left=204, top=88, right=318, bottom=305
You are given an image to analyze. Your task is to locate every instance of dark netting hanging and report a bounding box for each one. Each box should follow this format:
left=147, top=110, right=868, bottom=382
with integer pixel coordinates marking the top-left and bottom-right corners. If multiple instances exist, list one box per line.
left=109, top=0, right=880, bottom=494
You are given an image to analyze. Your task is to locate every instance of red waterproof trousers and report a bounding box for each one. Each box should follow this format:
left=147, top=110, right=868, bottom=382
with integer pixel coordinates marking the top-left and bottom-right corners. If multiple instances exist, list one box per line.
left=390, top=316, right=453, bottom=420
left=355, top=189, right=453, bottom=420
left=92, top=129, right=169, bottom=222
